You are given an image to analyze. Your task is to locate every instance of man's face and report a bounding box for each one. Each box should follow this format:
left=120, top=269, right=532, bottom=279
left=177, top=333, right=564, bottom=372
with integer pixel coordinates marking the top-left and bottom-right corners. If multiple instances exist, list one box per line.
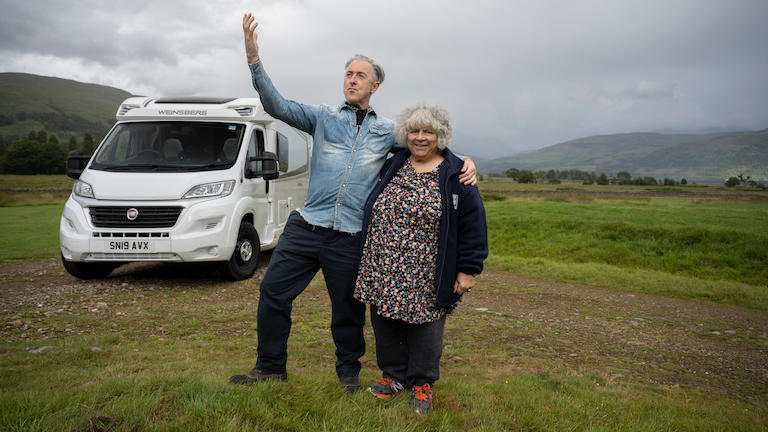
left=343, top=60, right=379, bottom=109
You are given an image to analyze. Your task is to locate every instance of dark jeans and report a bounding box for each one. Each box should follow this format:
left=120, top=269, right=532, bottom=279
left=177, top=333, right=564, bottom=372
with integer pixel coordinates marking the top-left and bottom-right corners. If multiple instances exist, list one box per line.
left=370, top=305, right=446, bottom=387
left=254, top=211, right=365, bottom=377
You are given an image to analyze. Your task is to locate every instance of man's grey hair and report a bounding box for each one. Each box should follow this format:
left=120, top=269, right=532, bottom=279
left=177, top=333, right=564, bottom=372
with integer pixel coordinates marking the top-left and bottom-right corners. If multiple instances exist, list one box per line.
left=345, top=54, right=385, bottom=84
left=395, top=105, right=453, bottom=150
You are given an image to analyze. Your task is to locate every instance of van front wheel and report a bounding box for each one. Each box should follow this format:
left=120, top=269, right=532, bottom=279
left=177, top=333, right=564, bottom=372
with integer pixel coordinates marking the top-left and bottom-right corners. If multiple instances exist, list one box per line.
left=220, top=222, right=261, bottom=281
left=61, top=254, right=119, bottom=279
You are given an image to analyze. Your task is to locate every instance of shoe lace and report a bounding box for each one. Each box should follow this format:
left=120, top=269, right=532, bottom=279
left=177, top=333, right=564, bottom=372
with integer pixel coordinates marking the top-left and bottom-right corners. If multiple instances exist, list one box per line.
left=376, top=378, right=393, bottom=385
left=413, top=383, right=432, bottom=402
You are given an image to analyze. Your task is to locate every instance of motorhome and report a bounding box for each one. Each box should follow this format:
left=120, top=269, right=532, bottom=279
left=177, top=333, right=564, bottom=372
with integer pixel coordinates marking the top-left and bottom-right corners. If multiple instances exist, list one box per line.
left=60, top=97, right=311, bottom=280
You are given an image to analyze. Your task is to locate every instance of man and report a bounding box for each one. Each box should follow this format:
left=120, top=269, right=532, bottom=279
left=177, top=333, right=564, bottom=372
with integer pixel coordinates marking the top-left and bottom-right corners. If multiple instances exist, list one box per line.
left=230, top=13, right=477, bottom=392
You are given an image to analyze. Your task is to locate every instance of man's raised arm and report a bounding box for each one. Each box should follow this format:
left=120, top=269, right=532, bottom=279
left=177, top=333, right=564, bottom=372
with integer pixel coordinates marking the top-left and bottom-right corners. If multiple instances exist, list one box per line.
left=241, top=13, right=318, bottom=134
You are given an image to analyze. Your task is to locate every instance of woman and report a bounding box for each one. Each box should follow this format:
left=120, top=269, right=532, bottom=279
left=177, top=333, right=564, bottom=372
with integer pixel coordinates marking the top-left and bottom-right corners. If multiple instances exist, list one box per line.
left=354, top=105, right=488, bottom=414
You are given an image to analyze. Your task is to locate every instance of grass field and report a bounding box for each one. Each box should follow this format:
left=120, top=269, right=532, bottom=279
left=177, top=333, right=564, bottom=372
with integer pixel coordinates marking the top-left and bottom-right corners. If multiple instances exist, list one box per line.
left=1, top=264, right=766, bottom=431
left=0, top=204, right=62, bottom=262
left=484, top=197, right=768, bottom=312
left=479, top=176, right=768, bottom=196
left=0, top=174, right=74, bottom=191
left=1, top=176, right=767, bottom=430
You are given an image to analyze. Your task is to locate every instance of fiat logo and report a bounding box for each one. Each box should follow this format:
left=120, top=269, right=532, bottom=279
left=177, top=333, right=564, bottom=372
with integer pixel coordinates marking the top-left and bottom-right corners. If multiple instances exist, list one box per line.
left=126, top=208, right=139, bottom=221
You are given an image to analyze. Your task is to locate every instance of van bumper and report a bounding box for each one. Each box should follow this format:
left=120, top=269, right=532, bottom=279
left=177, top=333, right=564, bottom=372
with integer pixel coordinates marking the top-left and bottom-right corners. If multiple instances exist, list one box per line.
left=60, top=195, right=240, bottom=263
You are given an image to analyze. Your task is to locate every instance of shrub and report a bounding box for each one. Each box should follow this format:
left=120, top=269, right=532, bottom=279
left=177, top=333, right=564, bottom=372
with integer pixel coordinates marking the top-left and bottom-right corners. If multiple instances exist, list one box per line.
left=517, top=170, right=536, bottom=184
left=1, top=139, right=66, bottom=174
left=481, top=193, right=506, bottom=202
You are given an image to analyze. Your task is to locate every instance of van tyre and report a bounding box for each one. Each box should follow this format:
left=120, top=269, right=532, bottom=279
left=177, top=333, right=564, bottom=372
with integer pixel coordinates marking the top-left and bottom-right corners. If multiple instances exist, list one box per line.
left=61, top=254, right=119, bottom=279
left=220, top=222, right=261, bottom=281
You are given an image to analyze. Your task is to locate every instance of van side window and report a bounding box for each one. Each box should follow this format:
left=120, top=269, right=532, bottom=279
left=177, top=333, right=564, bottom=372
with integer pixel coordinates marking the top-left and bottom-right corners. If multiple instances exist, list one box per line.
left=276, top=132, right=288, bottom=172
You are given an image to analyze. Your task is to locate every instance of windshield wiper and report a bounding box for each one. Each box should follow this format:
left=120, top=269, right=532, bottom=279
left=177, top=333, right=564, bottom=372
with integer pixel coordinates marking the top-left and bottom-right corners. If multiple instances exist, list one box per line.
left=180, top=163, right=232, bottom=170
left=99, top=163, right=184, bottom=171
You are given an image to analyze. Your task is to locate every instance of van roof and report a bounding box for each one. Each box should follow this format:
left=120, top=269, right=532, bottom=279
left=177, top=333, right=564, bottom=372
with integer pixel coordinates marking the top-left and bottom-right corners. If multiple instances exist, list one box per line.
left=154, top=97, right=237, bottom=104
left=116, top=96, right=274, bottom=122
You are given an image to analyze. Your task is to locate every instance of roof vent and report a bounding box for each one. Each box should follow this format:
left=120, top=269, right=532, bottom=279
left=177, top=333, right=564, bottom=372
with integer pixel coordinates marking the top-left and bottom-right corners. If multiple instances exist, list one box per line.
left=117, top=105, right=139, bottom=115
left=234, top=107, right=254, bottom=116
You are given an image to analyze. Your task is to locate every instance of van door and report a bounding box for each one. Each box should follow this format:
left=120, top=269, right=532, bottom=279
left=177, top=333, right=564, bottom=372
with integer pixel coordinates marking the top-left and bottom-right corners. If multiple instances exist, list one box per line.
left=273, top=126, right=309, bottom=226
left=242, top=127, right=273, bottom=223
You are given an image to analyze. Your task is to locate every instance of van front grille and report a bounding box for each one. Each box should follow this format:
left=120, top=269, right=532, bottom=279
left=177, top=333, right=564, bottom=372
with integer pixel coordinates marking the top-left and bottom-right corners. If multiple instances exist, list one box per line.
left=89, top=207, right=183, bottom=228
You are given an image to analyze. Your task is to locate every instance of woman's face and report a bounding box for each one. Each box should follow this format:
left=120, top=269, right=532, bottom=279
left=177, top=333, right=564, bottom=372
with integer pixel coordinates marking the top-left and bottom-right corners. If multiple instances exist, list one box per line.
left=407, top=125, right=440, bottom=160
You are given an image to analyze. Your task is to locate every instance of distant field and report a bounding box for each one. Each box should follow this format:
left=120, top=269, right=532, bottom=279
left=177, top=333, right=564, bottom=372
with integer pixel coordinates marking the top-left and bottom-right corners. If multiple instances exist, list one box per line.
left=0, top=174, right=74, bottom=191
left=479, top=177, right=768, bottom=197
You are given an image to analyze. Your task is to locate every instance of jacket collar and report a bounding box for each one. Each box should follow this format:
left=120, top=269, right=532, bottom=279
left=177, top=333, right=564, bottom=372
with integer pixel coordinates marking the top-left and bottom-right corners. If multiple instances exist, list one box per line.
left=339, top=102, right=376, bottom=117
left=390, top=148, right=464, bottom=175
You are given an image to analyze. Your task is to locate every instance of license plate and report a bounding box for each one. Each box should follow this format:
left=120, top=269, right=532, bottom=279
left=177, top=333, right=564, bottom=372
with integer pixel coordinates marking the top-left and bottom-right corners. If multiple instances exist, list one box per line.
left=104, top=239, right=155, bottom=253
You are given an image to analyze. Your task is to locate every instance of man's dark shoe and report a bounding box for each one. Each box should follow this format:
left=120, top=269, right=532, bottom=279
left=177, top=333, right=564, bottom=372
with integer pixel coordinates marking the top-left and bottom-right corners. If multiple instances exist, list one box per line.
left=339, top=376, right=361, bottom=393
left=229, top=368, right=287, bottom=385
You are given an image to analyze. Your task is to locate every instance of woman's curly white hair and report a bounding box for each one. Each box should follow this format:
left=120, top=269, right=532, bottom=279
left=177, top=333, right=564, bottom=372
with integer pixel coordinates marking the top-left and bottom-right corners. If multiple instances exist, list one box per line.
left=394, top=105, right=453, bottom=150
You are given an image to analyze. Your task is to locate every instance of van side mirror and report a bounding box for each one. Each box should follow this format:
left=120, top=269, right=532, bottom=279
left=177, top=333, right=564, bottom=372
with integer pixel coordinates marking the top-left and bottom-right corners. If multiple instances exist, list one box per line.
left=66, top=150, right=92, bottom=180
left=245, top=151, right=279, bottom=180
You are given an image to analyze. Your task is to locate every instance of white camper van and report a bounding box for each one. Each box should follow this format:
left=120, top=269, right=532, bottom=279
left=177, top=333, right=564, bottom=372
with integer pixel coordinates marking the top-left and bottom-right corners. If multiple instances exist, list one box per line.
left=60, top=97, right=311, bottom=280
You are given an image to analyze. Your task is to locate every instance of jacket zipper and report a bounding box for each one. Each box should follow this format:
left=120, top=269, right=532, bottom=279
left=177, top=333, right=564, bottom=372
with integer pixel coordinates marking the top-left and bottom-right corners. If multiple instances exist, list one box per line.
left=434, top=167, right=459, bottom=304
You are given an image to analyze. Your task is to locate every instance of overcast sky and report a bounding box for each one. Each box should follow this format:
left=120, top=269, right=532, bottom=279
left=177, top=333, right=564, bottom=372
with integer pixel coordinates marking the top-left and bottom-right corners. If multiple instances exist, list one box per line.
left=1, top=0, right=767, bottom=158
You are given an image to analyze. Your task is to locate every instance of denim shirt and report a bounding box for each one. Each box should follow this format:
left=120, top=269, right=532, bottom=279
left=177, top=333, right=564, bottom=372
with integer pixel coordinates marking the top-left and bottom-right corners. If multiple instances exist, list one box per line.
left=249, top=61, right=396, bottom=233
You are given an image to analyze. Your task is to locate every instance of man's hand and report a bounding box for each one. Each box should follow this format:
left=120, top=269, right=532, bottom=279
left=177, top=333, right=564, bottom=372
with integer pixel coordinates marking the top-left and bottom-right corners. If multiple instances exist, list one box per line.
left=459, top=157, right=477, bottom=186
left=453, top=272, right=476, bottom=295
left=242, top=13, right=260, bottom=64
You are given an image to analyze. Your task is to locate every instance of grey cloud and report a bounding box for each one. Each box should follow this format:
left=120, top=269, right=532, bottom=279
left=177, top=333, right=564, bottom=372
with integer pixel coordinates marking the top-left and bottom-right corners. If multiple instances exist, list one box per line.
left=1, top=0, right=766, bottom=158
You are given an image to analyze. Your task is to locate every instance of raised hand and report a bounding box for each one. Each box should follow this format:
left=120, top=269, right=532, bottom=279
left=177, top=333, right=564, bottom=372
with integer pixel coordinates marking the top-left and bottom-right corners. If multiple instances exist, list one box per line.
left=242, top=13, right=260, bottom=64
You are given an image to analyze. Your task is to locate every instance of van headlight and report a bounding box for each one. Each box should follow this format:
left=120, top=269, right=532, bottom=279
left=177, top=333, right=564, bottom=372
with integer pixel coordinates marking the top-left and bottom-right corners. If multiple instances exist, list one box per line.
left=73, top=180, right=94, bottom=198
left=183, top=180, right=236, bottom=199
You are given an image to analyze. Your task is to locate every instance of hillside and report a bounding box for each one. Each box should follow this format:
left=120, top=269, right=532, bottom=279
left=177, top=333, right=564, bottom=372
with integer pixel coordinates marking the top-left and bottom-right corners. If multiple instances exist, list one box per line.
left=477, top=130, right=768, bottom=181
left=0, top=72, right=133, bottom=144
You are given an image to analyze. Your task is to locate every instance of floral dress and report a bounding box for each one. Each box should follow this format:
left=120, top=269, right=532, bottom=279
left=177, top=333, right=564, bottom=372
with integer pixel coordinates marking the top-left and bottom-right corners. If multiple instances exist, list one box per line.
left=354, top=159, right=450, bottom=324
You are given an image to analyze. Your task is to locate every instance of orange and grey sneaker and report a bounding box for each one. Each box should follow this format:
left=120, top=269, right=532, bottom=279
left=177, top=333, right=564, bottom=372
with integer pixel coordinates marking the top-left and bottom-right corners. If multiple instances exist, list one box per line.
left=368, top=377, right=405, bottom=399
left=410, top=383, right=433, bottom=414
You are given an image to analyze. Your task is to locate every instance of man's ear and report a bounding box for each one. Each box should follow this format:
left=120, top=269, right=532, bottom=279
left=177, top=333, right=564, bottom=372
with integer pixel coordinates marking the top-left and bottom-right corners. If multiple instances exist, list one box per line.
left=370, top=81, right=380, bottom=95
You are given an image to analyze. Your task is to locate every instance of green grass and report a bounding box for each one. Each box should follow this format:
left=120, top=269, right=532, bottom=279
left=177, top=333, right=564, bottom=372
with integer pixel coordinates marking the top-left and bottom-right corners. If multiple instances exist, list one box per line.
left=485, top=198, right=768, bottom=310
left=1, top=275, right=765, bottom=431
left=0, top=175, right=73, bottom=207
left=479, top=177, right=768, bottom=196
left=0, top=204, right=62, bottom=261
left=0, top=174, right=74, bottom=190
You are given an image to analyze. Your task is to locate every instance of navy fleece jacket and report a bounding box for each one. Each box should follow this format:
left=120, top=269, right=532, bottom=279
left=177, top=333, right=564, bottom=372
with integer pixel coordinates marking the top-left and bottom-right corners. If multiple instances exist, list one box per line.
left=360, top=148, right=489, bottom=308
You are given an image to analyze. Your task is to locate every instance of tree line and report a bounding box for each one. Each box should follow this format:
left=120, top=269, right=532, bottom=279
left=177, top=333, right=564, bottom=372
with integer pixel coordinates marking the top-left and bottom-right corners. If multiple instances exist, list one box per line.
left=724, top=173, right=766, bottom=189
left=0, top=130, right=96, bottom=174
left=496, top=168, right=688, bottom=186
left=0, top=112, right=107, bottom=138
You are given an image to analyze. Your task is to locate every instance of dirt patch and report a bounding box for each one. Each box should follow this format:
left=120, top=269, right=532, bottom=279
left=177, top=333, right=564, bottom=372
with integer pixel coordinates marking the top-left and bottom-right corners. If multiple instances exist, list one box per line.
left=457, top=272, right=768, bottom=403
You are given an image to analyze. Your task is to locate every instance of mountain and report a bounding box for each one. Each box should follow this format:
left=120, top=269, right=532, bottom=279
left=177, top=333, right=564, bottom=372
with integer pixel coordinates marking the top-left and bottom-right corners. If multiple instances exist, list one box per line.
left=477, top=130, right=768, bottom=181
left=0, top=72, right=133, bottom=144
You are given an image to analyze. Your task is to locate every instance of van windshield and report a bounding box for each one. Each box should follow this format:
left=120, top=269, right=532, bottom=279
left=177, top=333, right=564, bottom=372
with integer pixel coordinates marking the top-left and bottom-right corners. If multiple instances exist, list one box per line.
left=90, top=122, right=245, bottom=172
